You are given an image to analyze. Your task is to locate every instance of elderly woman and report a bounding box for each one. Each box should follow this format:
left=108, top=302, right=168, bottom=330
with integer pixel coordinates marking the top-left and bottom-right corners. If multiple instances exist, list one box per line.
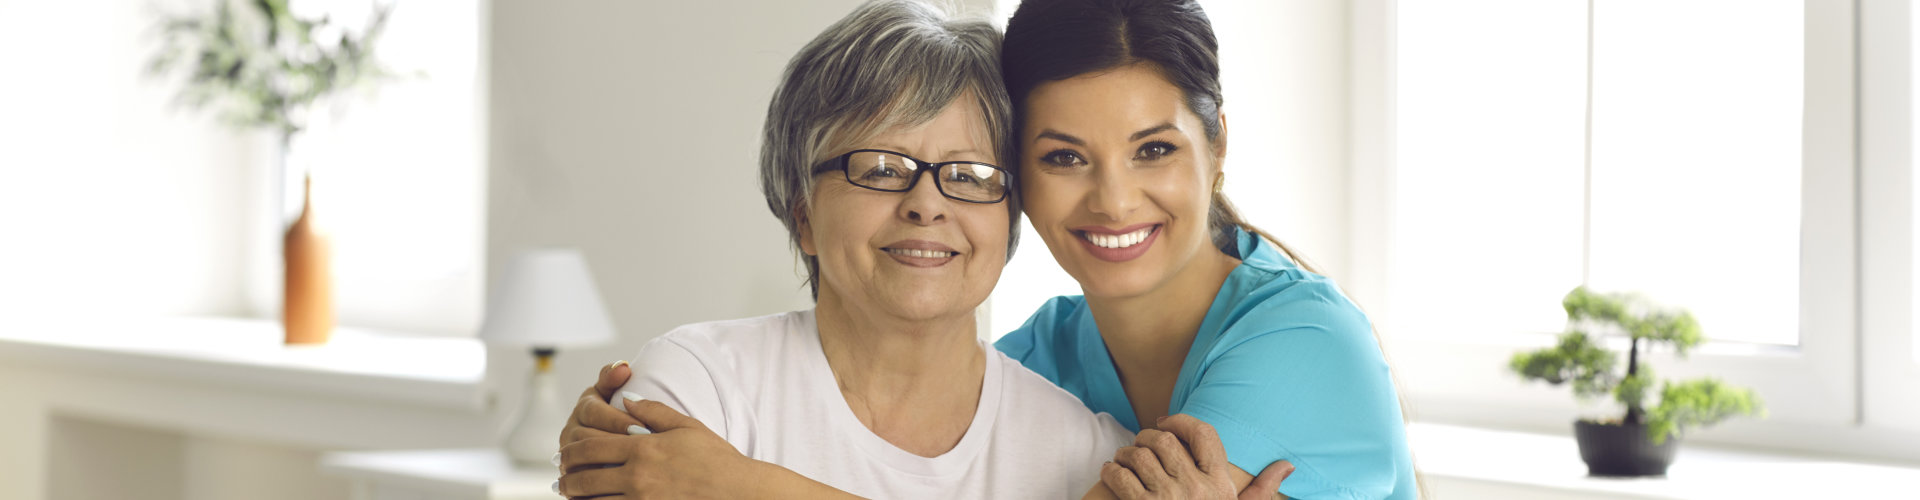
left=551, top=1, right=1133, bottom=498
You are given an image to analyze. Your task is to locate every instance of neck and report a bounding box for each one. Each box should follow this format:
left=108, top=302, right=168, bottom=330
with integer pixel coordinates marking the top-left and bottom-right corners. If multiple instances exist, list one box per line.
left=1086, top=244, right=1241, bottom=386
left=813, top=286, right=985, bottom=456
left=814, top=290, right=983, bottom=393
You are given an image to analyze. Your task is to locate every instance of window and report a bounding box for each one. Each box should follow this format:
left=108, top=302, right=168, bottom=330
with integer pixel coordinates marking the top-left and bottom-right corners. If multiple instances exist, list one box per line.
left=1586, top=1, right=1802, bottom=346
left=254, top=0, right=485, bottom=336
left=1392, top=0, right=1801, bottom=346
left=1373, top=0, right=1868, bottom=441
left=1390, top=0, right=1586, bottom=339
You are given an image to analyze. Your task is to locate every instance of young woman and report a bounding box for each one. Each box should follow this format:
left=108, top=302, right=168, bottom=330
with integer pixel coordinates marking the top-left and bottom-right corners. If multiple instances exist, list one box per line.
left=993, top=0, right=1417, bottom=498
left=560, top=0, right=1416, bottom=498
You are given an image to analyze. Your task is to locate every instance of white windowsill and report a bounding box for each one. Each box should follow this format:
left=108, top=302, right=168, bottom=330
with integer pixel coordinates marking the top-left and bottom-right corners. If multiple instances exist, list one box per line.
left=0, top=316, right=488, bottom=410
left=1409, top=422, right=1920, bottom=498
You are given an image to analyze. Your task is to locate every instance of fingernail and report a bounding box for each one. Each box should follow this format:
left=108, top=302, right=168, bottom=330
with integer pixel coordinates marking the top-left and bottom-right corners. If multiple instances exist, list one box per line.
left=621, top=391, right=644, bottom=403
left=550, top=451, right=561, bottom=468
left=628, top=424, right=651, bottom=435
left=612, top=360, right=629, bottom=369
left=550, top=480, right=560, bottom=494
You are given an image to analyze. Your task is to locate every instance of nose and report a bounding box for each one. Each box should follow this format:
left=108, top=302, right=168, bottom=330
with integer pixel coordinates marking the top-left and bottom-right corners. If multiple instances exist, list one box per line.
left=898, top=168, right=950, bottom=225
left=1087, top=164, right=1142, bottom=220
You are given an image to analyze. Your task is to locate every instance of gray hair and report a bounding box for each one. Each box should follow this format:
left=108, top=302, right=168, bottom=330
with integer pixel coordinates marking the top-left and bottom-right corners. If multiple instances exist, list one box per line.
left=760, top=0, right=1020, bottom=299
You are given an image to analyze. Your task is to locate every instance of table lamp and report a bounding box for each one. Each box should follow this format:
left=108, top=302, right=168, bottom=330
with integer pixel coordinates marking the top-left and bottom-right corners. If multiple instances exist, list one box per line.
left=479, top=248, right=617, bottom=465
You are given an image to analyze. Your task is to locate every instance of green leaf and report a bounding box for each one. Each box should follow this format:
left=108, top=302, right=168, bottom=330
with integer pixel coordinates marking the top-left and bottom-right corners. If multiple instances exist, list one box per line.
left=1510, top=331, right=1619, bottom=399
left=1613, top=366, right=1653, bottom=413
left=144, top=0, right=402, bottom=133
left=1643, top=377, right=1765, bottom=444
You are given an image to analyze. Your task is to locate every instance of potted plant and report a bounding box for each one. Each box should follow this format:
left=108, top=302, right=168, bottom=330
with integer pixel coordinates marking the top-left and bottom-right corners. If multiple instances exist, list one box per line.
left=147, top=0, right=398, bottom=344
left=1510, top=286, right=1765, bottom=477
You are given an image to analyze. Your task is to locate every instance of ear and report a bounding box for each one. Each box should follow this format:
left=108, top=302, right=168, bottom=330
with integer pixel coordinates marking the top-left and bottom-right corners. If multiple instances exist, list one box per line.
left=795, top=204, right=818, bottom=257
left=1213, top=111, right=1230, bottom=170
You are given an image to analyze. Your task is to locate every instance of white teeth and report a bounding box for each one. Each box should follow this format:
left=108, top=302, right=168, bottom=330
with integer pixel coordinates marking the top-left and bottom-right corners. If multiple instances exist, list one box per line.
left=1086, top=226, right=1155, bottom=249
left=886, top=248, right=956, bottom=258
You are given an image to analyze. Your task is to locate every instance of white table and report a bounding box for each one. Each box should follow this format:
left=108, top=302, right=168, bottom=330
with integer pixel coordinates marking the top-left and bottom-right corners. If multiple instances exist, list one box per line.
left=322, top=448, right=559, bottom=500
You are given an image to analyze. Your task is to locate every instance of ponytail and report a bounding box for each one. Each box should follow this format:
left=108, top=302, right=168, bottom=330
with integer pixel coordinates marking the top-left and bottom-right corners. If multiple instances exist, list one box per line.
left=1207, top=188, right=1316, bottom=274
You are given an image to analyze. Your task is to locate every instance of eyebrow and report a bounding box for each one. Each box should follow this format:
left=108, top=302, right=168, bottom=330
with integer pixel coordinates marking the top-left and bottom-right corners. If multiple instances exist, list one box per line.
left=870, top=146, right=983, bottom=162
left=1033, top=123, right=1181, bottom=147
left=1129, top=123, right=1178, bottom=142
left=941, top=148, right=980, bottom=159
left=1034, top=130, right=1085, bottom=146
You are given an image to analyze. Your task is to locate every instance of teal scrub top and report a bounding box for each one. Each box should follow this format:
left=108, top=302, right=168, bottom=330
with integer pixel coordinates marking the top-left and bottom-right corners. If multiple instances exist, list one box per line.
left=995, top=227, right=1416, bottom=500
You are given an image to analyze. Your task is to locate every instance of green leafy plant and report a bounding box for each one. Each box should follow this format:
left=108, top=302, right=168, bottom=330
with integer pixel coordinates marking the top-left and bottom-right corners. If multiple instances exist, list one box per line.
left=1510, top=287, right=1765, bottom=443
left=147, top=0, right=398, bottom=143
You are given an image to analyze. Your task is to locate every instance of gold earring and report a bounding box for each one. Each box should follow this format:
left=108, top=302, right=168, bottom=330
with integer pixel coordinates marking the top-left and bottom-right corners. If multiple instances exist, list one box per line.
left=1213, top=173, right=1226, bottom=193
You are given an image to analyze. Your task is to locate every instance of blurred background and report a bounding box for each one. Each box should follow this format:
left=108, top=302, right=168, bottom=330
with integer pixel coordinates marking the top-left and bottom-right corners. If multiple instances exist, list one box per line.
left=1, top=0, right=1917, bottom=499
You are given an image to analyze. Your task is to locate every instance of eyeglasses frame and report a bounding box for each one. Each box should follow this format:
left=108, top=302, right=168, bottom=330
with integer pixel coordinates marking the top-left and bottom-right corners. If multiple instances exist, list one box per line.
left=811, top=148, right=1012, bottom=204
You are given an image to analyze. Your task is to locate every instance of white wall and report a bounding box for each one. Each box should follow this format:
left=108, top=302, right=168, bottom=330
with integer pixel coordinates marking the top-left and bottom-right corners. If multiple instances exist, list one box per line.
left=1211, top=0, right=1352, bottom=282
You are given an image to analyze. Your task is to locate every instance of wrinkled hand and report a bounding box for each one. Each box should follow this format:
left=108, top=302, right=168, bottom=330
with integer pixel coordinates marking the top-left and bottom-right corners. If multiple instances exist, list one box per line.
left=555, top=397, right=759, bottom=500
left=1102, top=414, right=1295, bottom=500
left=558, top=361, right=639, bottom=450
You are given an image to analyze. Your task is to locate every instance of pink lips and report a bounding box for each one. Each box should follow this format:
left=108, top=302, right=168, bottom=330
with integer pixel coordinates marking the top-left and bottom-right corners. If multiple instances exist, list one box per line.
left=1071, top=223, right=1161, bottom=263
left=880, top=239, right=960, bottom=268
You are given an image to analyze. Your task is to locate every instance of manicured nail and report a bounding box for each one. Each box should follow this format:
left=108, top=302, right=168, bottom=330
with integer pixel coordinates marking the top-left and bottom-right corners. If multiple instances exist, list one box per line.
left=551, top=451, right=561, bottom=467
left=612, top=360, right=629, bottom=369
left=628, top=424, right=651, bottom=435
left=621, top=391, right=643, bottom=403
left=551, top=480, right=560, bottom=494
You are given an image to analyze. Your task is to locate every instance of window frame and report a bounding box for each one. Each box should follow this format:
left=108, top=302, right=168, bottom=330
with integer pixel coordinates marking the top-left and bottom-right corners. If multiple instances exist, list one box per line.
left=1353, top=0, right=1920, bottom=461
left=1861, top=0, right=1920, bottom=434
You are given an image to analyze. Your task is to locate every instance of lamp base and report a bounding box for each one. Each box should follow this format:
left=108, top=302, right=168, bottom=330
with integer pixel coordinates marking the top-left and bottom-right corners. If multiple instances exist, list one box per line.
left=503, top=348, right=564, bottom=465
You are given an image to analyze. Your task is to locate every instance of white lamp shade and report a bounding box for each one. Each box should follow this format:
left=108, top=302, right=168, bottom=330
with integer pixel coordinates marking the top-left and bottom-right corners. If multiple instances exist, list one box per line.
left=478, top=248, right=617, bottom=347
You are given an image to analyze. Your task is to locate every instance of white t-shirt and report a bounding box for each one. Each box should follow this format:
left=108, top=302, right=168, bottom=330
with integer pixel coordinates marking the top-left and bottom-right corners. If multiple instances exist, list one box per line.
left=615, top=309, right=1133, bottom=499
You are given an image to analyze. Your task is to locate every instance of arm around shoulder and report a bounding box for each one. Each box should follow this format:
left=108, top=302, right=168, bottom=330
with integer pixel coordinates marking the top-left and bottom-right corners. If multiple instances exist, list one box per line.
left=1179, top=297, right=1409, bottom=499
left=618, top=335, right=731, bottom=438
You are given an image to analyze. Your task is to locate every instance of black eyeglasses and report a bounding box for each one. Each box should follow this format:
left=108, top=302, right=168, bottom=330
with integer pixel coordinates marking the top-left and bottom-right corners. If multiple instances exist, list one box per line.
left=812, top=149, right=1011, bottom=204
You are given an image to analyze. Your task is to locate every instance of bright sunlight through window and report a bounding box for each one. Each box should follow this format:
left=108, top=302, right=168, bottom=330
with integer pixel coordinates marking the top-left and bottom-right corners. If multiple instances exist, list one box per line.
left=1396, top=0, right=1801, bottom=345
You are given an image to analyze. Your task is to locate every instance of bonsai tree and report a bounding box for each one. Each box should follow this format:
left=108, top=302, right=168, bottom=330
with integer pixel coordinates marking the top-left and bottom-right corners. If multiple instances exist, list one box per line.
left=1510, top=287, right=1764, bottom=443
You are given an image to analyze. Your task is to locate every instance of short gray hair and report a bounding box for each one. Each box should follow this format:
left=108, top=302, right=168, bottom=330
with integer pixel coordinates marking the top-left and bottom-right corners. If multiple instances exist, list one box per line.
left=760, top=0, right=1020, bottom=299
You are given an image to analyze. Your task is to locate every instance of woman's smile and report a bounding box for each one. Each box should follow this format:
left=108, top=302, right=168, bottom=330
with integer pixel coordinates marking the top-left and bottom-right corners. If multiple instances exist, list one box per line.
left=1073, top=223, right=1161, bottom=262
left=880, top=239, right=962, bottom=267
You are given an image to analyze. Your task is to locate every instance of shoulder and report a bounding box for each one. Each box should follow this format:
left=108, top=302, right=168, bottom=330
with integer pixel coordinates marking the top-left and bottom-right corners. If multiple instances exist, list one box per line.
left=624, top=311, right=814, bottom=441
left=631, top=310, right=813, bottom=405
left=1183, top=278, right=1411, bottom=498
left=993, top=295, right=1088, bottom=361
left=1219, top=275, right=1375, bottom=356
left=991, top=349, right=1132, bottom=450
left=648, top=310, right=810, bottom=365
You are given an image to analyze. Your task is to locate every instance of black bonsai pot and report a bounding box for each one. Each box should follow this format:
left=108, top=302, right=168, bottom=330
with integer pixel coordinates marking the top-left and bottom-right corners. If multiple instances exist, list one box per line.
left=1573, top=420, right=1678, bottom=477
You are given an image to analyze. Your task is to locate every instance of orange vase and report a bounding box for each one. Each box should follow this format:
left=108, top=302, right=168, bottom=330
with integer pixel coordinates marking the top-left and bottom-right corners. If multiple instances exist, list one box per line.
left=283, top=174, right=333, bottom=344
